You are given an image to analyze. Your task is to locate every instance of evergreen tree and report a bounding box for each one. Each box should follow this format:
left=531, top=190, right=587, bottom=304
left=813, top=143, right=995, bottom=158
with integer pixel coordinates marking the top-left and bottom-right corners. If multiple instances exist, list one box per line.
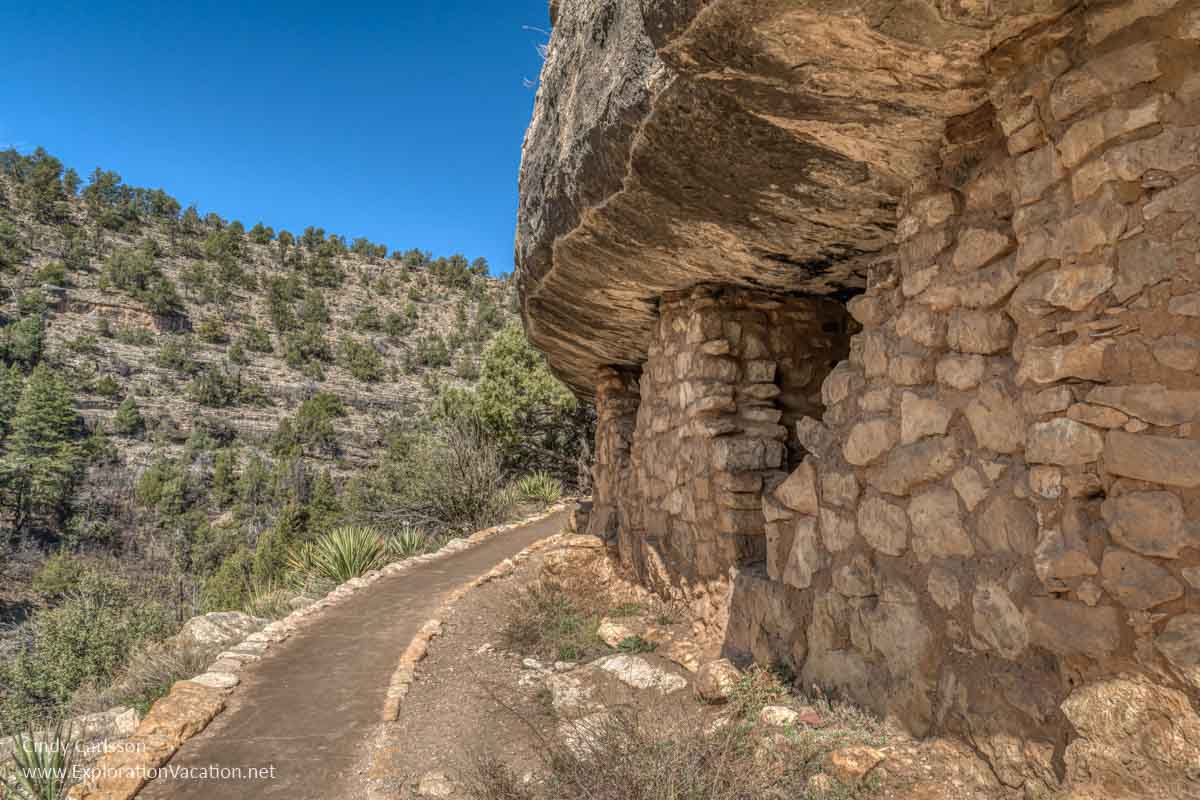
left=111, top=397, right=145, bottom=437
left=0, top=364, right=24, bottom=442
left=0, top=364, right=84, bottom=532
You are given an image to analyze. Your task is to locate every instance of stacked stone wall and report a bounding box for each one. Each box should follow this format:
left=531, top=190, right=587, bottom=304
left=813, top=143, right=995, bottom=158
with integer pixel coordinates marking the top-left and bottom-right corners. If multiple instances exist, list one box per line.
left=587, top=2, right=1200, bottom=794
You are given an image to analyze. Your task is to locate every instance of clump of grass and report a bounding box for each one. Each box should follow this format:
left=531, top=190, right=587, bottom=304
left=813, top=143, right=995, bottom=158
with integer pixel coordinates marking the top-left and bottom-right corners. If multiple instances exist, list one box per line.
left=616, top=635, right=656, bottom=655
left=728, top=665, right=789, bottom=721
left=463, top=708, right=871, bottom=800
left=77, top=639, right=218, bottom=716
left=1, top=719, right=77, bottom=800
left=287, top=525, right=387, bottom=584
left=516, top=471, right=562, bottom=505
left=500, top=580, right=608, bottom=663
left=243, top=579, right=292, bottom=619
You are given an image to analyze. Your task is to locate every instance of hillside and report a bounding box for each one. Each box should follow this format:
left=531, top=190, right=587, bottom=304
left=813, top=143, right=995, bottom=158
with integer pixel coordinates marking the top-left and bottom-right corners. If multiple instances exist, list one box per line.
left=0, top=147, right=587, bottom=731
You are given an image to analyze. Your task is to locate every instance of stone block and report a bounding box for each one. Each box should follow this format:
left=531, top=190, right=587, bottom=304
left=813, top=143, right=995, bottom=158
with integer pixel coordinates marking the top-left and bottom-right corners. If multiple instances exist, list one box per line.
left=900, top=392, right=952, bottom=445
left=1049, top=42, right=1162, bottom=121
left=773, top=461, right=818, bottom=514
left=972, top=583, right=1029, bottom=660
left=843, top=418, right=900, bottom=466
left=1027, top=419, right=1104, bottom=465
left=1024, top=598, right=1121, bottom=659
left=818, top=507, right=856, bottom=552
left=782, top=516, right=824, bottom=590
left=1102, top=491, right=1190, bottom=559
left=947, top=309, right=1013, bottom=354
left=908, top=488, right=973, bottom=562
left=867, top=435, right=961, bottom=496
left=857, top=496, right=909, bottom=556
left=1100, top=549, right=1183, bottom=609
left=1017, top=341, right=1110, bottom=384
left=951, top=228, right=1014, bottom=272
left=1086, top=384, right=1200, bottom=427
left=965, top=380, right=1026, bottom=453
left=936, top=354, right=985, bottom=390
left=1104, top=431, right=1200, bottom=487
left=977, top=495, right=1037, bottom=555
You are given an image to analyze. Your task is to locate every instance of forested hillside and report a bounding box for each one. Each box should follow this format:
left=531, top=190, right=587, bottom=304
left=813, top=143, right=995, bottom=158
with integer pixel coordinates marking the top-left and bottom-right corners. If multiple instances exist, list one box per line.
left=0, top=147, right=591, bottom=729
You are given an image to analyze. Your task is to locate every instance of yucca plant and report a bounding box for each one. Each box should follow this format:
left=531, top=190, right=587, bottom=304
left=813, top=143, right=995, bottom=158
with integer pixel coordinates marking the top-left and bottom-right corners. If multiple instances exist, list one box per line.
left=387, top=525, right=429, bottom=559
left=289, top=526, right=388, bottom=584
left=517, top=471, right=562, bottom=505
left=0, top=720, right=76, bottom=800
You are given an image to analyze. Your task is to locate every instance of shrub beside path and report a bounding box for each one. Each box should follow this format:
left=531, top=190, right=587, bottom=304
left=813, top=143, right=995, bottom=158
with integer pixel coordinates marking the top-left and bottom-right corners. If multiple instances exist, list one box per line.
left=83, top=508, right=568, bottom=800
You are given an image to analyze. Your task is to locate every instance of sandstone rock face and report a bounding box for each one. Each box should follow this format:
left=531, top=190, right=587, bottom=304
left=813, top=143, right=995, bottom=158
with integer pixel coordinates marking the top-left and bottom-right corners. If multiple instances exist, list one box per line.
left=525, top=0, right=1200, bottom=793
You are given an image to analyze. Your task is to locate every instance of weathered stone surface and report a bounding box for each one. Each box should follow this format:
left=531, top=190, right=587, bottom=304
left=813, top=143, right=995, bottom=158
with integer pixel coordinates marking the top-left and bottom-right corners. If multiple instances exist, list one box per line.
left=1025, top=598, right=1121, bottom=659
left=908, top=489, right=974, bottom=562
left=947, top=310, right=1014, bottom=355
left=783, top=517, right=824, bottom=590
left=1034, top=525, right=1098, bottom=588
left=1049, top=42, right=1161, bottom=121
left=827, top=746, right=886, bottom=783
left=694, top=659, right=742, bottom=703
left=972, top=583, right=1029, bottom=660
left=965, top=380, right=1025, bottom=453
left=1155, top=614, right=1200, bottom=689
left=175, top=612, right=267, bottom=650
left=517, top=0, right=997, bottom=392
left=867, top=435, right=961, bottom=496
left=927, top=566, right=961, bottom=610
left=820, top=472, right=859, bottom=509
left=936, top=354, right=985, bottom=390
left=1026, top=419, right=1104, bottom=465
left=843, top=418, right=900, bottom=466
left=1086, top=384, right=1200, bottom=427
left=819, top=507, right=857, bottom=553
left=950, top=466, right=988, bottom=511
left=1016, top=341, right=1110, bottom=384
left=1061, top=677, right=1200, bottom=799
left=900, top=392, right=952, bottom=445
left=857, top=496, right=908, bottom=556
left=1100, top=550, right=1183, bottom=610
left=595, top=654, right=688, bottom=693
left=1066, top=403, right=1128, bottom=429
left=773, top=461, right=818, bottom=514
left=1102, top=491, right=1191, bottom=559
left=1104, top=431, right=1200, bottom=487
left=1152, top=336, right=1200, bottom=371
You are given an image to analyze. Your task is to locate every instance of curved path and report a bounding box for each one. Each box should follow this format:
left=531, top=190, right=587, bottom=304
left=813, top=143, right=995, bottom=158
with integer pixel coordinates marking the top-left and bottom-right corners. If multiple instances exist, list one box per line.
left=137, top=510, right=567, bottom=800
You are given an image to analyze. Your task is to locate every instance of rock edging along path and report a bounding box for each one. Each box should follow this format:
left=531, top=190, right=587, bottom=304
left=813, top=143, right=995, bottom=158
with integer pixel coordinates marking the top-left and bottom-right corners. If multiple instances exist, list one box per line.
left=69, top=505, right=569, bottom=800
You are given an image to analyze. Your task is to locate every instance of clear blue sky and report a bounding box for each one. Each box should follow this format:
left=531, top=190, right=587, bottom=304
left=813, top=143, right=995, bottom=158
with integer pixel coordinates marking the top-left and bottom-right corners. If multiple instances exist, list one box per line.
left=0, top=0, right=552, bottom=275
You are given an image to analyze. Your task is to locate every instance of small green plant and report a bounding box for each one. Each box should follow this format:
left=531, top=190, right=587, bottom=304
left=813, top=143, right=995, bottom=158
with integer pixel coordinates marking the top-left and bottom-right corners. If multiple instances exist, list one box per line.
left=0, top=720, right=77, bottom=800
left=287, top=525, right=387, bottom=584
left=387, top=525, right=429, bottom=559
left=516, top=471, right=562, bottom=505
left=616, top=635, right=656, bottom=654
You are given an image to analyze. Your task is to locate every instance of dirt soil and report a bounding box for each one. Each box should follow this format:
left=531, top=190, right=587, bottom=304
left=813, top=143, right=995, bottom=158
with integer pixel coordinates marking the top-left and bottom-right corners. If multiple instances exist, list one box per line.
left=362, top=535, right=1020, bottom=800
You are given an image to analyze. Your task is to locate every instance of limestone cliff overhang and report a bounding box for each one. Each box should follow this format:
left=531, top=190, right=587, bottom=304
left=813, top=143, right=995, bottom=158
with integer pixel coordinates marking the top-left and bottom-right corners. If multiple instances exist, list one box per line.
left=516, top=0, right=1067, bottom=396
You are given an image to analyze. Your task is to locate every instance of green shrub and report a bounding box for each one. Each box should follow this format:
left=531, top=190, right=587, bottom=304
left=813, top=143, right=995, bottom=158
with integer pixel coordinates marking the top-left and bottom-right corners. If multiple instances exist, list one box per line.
left=203, top=546, right=253, bottom=611
left=238, top=323, right=273, bottom=353
left=0, top=316, right=45, bottom=369
left=155, top=336, right=198, bottom=374
left=111, top=397, right=144, bottom=436
left=287, top=525, right=386, bottom=584
left=1, top=572, right=172, bottom=725
left=337, top=337, right=385, bottom=382
left=91, top=374, right=121, bottom=398
left=516, top=471, right=562, bottom=505
left=30, top=551, right=86, bottom=600
left=104, top=242, right=181, bottom=315
left=33, top=260, right=68, bottom=287
left=197, top=316, right=228, bottom=344
left=113, top=325, right=154, bottom=346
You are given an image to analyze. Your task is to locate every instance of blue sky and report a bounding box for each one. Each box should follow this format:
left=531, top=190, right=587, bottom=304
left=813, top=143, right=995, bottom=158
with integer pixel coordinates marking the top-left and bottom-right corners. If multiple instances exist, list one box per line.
left=0, top=1, right=552, bottom=275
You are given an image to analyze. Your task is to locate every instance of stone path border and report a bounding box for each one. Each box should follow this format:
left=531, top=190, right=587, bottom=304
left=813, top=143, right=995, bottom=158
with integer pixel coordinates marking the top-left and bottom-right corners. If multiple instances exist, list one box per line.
left=67, top=502, right=569, bottom=800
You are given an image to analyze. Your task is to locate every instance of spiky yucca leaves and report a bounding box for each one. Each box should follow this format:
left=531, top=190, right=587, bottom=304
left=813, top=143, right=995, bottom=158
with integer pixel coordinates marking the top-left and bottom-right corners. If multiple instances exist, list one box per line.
left=287, top=526, right=387, bottom=584
left=387, top=525, right=429, bottom=559
left=0, top=719, right=76, bottom=800
left=516, top=471, right=562, bottom=505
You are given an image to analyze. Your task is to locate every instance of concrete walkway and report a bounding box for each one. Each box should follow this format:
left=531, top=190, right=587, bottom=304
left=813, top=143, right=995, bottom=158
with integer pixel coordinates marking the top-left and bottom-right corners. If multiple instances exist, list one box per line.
left=137, top=510, right=567, bottom=800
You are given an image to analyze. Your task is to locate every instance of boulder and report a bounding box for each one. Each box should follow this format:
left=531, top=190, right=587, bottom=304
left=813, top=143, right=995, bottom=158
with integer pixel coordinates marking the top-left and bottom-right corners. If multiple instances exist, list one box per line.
left=694, top=659, right=742, bottom=703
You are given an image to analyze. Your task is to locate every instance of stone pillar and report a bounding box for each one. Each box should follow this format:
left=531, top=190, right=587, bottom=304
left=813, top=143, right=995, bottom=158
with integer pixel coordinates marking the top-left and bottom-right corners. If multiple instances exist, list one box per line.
left=588, top=366, right=640, bottom=565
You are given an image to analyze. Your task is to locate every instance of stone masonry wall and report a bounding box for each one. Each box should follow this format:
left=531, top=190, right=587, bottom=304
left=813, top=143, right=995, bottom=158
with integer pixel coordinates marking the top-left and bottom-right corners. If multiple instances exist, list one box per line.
left=588, top=2, right=1200, bottom=796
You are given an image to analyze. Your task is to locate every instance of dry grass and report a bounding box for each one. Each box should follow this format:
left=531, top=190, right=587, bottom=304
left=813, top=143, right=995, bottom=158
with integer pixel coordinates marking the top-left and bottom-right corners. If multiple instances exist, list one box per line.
left=500, top=580, right=611, bottom=663
left=463, top=706, right=881, bottom=800
left=71, top=639, right=219, bottom=717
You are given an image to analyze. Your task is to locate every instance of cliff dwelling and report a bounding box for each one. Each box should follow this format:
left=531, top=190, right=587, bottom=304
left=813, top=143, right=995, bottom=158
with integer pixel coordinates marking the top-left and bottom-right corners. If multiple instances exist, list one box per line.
left=516, top=0, right=1200, bottom=796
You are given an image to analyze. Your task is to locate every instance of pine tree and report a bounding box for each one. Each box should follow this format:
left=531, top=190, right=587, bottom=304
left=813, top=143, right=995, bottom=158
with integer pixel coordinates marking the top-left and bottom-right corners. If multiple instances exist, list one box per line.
left=0, top=364, right=23, bottom=443
left=110, top=397, right=145, bottom=437
left=0, top=364, right=84, bottom=532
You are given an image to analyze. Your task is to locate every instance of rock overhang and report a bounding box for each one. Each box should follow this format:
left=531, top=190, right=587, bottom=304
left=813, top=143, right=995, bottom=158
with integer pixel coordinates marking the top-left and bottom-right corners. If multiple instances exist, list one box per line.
left=515, top=0, right=1062, bottom=396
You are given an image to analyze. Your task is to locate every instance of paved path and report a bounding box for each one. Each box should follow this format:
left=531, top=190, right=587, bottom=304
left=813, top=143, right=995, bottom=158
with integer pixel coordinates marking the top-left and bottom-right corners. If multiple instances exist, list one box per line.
left=137, top=510, right=567, bottom=800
